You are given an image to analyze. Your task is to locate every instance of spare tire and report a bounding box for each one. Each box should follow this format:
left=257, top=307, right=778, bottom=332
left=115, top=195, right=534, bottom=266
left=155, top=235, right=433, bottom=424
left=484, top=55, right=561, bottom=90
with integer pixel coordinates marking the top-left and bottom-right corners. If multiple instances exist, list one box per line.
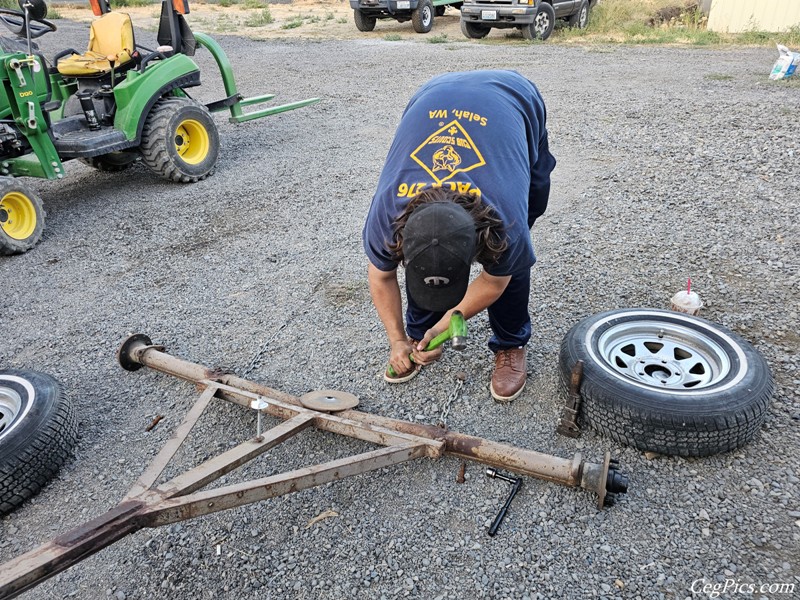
left=559, top=309, right=773, bottom=457
left=0, top=369, right=78, bottom=515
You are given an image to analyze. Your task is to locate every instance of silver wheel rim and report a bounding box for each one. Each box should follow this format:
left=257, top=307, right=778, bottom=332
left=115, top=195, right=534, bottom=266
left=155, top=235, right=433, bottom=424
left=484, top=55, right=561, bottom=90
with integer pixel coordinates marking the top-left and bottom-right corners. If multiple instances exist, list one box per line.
left=534, top=11, right=550, bottom=35
left=423, top=6, right=431, bottom=26
left=0, top=385, right=23, bottom=440
left=596, top=320, right=732, bottom=390
left=579, top=6, right=588, bottom=27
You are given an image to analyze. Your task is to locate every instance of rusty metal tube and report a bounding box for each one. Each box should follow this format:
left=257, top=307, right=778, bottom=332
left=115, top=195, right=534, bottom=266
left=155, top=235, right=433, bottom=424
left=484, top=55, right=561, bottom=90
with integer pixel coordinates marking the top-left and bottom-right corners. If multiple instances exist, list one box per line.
left=118, top=335, right=607, bottom=500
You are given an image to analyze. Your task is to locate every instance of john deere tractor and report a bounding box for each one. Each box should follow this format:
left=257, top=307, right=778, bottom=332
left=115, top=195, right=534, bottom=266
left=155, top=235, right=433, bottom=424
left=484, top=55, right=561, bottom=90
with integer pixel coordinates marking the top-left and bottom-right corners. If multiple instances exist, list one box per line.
left=0, top=0, right=317, bottom=254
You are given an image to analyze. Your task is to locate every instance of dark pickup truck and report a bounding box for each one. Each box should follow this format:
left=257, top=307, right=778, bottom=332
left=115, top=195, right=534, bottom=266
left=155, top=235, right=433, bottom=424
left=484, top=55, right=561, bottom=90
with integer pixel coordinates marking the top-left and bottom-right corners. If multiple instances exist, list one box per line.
left=460, top=0, right=597, bottom=40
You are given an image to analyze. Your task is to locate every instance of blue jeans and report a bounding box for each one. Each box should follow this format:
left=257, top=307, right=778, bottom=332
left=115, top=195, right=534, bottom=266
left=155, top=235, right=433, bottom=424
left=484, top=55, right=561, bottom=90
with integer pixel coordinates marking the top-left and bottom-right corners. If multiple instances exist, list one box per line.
left=405, top=267, right=532, bottom=352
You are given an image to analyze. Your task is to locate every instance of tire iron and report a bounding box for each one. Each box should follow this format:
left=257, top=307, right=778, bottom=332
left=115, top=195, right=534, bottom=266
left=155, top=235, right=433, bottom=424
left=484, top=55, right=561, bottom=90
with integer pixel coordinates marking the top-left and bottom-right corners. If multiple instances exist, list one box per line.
left=556, top=360, right=584, bottom=438
left=485, top=467, right=522, bottom=537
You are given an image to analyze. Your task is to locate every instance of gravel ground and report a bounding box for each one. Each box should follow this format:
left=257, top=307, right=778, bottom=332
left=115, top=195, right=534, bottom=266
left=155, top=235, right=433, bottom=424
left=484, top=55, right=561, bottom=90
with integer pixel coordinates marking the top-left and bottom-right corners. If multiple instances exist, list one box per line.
left=1, top=18, right=798, bottom=600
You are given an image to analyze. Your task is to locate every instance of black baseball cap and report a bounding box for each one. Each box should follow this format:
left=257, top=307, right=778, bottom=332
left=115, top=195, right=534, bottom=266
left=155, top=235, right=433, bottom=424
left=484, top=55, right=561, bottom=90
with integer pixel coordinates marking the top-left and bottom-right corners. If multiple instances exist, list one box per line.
left=404, top=202, right=476, bottom=312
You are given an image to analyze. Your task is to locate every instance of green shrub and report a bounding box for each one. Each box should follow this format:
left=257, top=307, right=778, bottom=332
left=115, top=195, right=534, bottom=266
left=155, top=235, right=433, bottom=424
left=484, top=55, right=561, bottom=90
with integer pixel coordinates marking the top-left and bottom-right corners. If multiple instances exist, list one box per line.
left=281, top=17, right=304, bottom=29
left=110, top=0, right=152, bottom=7
left=244, top=7, right=273, bottom=26
left=242, top=0, right=267, bottom=9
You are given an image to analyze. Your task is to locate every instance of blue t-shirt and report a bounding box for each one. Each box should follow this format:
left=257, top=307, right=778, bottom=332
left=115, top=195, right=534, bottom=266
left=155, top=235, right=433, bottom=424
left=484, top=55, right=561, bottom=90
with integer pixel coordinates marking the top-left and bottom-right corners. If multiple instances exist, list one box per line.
left=363, top=70, right=556, bottom=276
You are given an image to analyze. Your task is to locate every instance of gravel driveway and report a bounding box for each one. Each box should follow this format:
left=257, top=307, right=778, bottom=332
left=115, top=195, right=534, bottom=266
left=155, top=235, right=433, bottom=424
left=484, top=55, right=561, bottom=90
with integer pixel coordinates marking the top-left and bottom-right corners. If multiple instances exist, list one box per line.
left=1, top=19, right=798, bottom=600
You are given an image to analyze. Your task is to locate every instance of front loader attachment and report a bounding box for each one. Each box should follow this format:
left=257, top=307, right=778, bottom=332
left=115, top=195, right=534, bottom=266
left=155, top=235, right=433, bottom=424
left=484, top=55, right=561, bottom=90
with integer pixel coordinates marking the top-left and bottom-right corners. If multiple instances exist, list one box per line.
left=193, top=32, right=319, bottom=123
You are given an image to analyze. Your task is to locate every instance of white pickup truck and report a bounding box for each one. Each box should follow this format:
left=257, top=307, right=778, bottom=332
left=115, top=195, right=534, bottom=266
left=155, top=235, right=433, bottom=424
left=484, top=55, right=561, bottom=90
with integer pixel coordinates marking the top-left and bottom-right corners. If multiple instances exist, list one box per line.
left=350, top=0, right=463, bottom=33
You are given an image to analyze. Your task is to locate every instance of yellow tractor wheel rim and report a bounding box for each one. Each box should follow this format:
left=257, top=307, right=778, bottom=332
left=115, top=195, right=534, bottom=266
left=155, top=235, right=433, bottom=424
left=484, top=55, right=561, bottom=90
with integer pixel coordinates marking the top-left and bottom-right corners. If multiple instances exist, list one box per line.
left=0, top=191, right=37, bottom=241
left=174, top=119, right=210, bottom=165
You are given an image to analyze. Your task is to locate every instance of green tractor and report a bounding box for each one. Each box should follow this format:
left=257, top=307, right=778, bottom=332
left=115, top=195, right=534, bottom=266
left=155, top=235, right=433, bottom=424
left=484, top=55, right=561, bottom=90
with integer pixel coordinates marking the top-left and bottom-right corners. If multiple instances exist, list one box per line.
left=0, top=0, right=317, bottom=254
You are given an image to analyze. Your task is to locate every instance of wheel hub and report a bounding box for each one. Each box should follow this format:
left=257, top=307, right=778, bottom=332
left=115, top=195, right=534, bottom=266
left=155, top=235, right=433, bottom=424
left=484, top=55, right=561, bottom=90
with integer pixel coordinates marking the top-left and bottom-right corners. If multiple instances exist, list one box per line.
left=174, top=119, right=210, bottom=165
left=0, top=386, right=22, bottom=438
left=597, top=320, right=730, bottom=390
left=0, top=192, right=36, bottom=240
left=535, top=13, right=549, bottom=34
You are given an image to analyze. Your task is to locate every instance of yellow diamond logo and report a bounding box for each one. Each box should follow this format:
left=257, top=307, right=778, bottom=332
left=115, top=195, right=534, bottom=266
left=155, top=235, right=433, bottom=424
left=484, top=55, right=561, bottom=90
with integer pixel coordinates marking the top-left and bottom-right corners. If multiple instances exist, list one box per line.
left=410, top=120, right=486, bottom=184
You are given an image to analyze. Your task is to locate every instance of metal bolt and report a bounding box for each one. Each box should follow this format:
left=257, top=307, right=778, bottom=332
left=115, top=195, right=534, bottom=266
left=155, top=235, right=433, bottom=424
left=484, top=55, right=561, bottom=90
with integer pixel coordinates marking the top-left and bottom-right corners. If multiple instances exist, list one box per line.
left=250, top=397, right=269, bottom=438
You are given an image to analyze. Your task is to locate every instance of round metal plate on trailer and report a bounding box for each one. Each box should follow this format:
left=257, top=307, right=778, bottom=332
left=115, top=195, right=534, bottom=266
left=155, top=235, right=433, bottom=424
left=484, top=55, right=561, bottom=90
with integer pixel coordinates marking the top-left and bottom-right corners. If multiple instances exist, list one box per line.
left=299, top=389, right=359, bottom=412
left=117, top=334, right=153, bottom=372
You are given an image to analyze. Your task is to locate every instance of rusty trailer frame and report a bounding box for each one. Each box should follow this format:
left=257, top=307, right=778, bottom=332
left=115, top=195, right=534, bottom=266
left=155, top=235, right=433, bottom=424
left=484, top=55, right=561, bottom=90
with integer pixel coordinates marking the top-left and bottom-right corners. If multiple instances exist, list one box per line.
left=0, top=334, right=628, bottom=599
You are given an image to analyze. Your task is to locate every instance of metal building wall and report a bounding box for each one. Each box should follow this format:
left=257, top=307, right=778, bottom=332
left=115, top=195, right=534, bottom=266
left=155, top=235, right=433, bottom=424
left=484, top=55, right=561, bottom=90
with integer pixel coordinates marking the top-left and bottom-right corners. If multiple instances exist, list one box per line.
left=708, top=0, right=800, bottom=33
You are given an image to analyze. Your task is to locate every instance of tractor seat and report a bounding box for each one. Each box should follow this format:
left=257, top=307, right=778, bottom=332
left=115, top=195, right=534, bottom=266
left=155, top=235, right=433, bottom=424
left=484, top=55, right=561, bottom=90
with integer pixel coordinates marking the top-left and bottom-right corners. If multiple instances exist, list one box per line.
left=57, top=12, right=135, bottom=76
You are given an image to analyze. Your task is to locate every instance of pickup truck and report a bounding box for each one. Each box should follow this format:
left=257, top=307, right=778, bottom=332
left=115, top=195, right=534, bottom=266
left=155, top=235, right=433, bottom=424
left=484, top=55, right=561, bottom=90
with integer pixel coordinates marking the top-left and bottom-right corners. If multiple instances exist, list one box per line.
left=350, top=0, right=463, bottom=33
left=460, top=0, right=597, bottom=40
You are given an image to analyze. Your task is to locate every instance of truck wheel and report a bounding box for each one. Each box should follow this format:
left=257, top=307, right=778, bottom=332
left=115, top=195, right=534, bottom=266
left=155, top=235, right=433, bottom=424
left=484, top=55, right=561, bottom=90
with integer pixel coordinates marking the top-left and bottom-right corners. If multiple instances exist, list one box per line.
left=567, top=0, right=590, bottom=28
left=81, top=152, right=139, bottom=173
left=140, top=97, right=219, bottom=183
left=412, top=0, right=434, bottom=33
left=559, top=309, right=774, bottom=457
left=435, top=5, right=445, bottom=16
left=0, top=179, right=45, bottom=255
left=353, top=8, right=376, bottom=31
left=460, top=19, right=490, bottom=39
left=0, top=369, right=78, bottom=515
left=522, top=1, right=554, bottom=40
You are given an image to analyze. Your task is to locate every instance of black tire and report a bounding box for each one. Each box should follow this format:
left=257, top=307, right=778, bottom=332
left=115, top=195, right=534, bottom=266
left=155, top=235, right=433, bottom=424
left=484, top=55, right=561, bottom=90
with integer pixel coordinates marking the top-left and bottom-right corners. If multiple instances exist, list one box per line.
left=140, top=97, right=219, bottom=183
left=460, top=19, right=490, bottom=39
left=353, top=8, right=376, bottom=32
left=435, top=5, right=445, bottom=16
left=412, top=0, right=434, bottom=33
left=0, top=369, right=78, bottom=515
left=522, top=2, right=554, bottom=40
left=567, top=0, right=590, bottom=28
left=0, top=178, right=45, bottom=255
left=81, top=152, right=139, bottom=173
left=559, top=309, right=774, bottom=457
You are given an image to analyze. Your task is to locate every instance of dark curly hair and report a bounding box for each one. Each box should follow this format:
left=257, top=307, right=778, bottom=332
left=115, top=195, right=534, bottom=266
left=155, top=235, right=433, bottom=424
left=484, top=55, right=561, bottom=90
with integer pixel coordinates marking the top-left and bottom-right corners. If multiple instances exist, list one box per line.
left=388, top=187, right=508, bottom=266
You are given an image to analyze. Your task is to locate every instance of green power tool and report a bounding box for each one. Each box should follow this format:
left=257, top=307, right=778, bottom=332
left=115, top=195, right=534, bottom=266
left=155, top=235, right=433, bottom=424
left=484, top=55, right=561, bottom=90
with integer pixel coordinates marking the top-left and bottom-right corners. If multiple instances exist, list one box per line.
left=386, top=311, right=468, bottom=378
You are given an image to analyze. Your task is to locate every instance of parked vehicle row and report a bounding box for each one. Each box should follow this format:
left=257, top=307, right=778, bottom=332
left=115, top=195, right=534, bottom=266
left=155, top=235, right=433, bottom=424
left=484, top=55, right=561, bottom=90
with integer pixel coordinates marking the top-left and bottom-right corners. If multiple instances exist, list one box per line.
left=349, top=0, right=597, bottom=39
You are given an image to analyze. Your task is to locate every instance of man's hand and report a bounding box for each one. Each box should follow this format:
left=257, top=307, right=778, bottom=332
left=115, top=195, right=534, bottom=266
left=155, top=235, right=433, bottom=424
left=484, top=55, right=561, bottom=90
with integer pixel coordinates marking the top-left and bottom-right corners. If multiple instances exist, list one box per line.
left=389, top=338, right=417, bottom=377
left=410, top=337, right=443, bottom=366
left=389, top=337, right=443, bottom=377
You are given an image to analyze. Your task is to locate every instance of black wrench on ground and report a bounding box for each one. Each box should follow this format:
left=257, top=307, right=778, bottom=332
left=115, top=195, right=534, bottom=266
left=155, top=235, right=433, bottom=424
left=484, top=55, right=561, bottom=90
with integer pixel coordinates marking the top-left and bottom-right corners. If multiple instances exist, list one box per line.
left=486, top=467, right=522, bottom=536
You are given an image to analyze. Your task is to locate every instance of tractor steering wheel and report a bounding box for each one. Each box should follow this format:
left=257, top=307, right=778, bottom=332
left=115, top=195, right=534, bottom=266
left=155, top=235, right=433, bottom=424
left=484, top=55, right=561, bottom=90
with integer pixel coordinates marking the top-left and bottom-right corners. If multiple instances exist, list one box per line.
left=0, top=7, right=57, bottom=40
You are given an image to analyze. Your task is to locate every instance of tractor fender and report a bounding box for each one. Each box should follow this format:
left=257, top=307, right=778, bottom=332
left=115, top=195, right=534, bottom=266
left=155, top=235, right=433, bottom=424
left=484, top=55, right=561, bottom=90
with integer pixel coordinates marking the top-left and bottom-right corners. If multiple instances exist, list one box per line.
left=112, top=54, right=201, bottom=143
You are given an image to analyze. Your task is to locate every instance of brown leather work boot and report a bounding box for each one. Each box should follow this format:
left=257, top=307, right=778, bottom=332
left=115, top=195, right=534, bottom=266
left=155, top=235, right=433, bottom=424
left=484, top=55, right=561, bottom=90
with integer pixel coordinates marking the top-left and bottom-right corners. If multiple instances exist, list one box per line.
left=490, top=347, right=527, bottom=403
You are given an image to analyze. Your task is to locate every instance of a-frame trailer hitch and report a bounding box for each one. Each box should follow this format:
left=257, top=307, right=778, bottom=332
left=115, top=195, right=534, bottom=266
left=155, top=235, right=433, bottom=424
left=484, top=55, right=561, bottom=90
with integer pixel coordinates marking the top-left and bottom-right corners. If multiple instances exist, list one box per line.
left=0, top=334, right=628, bottom=599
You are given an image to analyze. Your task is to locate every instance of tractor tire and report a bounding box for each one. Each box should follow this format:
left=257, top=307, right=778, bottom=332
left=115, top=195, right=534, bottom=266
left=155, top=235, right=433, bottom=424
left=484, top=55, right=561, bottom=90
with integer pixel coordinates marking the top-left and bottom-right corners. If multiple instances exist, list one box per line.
left=412, top=0, right=434, bottom=33
left=461, top=19, right=490, bottom=39
left=353, top=8, right=376, bottom=31
left=0, top=369, right=78, bottom=515
left=0, top=178, right=45, bottom=255
left=559, top=309, right=774, bottom=457
left=567, top=0, right=590, bottom=28
left=81, top=152, right=139, bottom=173
left=522, top=2, right=554, bottom=40
left=140, top=97, right=219, bottom=183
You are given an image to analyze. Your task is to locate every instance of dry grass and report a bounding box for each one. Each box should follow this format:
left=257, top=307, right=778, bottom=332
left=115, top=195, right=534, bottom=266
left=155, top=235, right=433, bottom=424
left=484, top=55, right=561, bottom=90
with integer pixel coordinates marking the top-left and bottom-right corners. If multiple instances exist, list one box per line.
left=38, top=0, right=800, bottom=47
left=559, top=0, right=800, bottom=46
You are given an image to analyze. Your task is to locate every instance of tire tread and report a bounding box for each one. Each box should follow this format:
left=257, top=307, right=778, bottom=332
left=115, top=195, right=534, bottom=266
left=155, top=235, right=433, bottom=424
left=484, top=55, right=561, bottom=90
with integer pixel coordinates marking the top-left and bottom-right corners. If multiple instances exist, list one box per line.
left=0, top=378, right=77, bottom=515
